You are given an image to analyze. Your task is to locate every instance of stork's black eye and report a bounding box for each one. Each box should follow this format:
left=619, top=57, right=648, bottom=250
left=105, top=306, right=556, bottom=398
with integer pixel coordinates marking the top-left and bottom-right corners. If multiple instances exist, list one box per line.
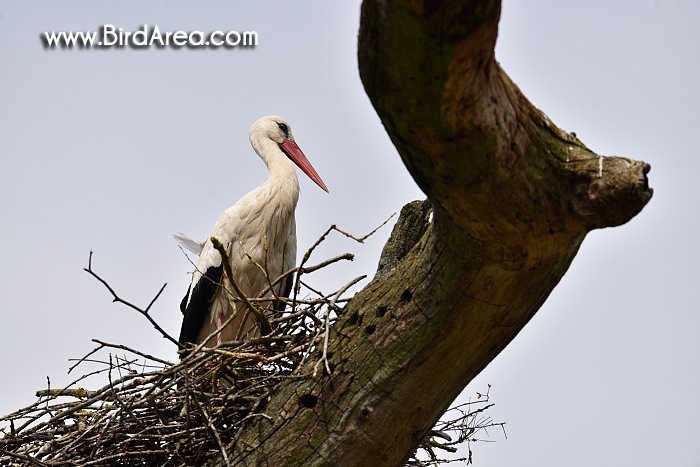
left=277, top=122, right=289, bottom=137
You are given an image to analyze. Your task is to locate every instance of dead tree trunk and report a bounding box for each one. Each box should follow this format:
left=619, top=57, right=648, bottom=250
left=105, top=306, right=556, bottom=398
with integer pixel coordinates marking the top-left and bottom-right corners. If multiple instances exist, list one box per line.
left=222, top=1, right=652, bottom=465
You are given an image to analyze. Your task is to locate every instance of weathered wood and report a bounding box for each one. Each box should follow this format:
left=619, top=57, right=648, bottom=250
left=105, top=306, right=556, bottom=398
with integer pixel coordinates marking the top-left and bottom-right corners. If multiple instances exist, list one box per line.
left=219, top=1, right=652, bottom=465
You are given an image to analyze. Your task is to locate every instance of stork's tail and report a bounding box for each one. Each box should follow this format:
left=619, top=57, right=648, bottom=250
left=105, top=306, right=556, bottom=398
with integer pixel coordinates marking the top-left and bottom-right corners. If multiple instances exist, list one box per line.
left=173, top=232, right=205, bottom=255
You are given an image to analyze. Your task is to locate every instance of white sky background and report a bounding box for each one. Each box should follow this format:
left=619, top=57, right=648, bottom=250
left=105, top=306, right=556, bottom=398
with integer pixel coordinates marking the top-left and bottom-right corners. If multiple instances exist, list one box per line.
left=1, top=1, right=698, bottom=465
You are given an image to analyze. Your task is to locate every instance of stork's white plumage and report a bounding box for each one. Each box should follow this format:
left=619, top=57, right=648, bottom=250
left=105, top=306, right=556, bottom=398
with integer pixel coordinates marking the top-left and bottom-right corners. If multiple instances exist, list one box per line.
left=173, top=232, right=204, bottom=256
left=178, top=116, right=328, bottom=352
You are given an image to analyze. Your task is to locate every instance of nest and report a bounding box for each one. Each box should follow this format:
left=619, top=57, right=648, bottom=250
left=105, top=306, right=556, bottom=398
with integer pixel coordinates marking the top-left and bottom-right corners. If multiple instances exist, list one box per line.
left=0, top=338, right=310, bottom=466
left=0, top=223, right=504, bottom=466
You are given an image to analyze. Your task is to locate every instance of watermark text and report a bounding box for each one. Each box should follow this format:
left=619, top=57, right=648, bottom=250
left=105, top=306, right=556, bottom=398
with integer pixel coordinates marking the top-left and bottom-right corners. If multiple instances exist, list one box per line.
left=42, top=24, right=258, bottom=49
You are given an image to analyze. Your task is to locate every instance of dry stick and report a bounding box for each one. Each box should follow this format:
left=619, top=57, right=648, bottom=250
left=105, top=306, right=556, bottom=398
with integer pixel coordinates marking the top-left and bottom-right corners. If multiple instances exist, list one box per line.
left=259, top=266, right=298, bottom=299
left=292, top=217, right=393, bottom=314
left=236, top=250, right=344, bottom=341
left=211, top=237, right=272, bottom=336
left=329, top=214, right=396, bottom=243
left=289, top=280, right=364, bottom=368
left=329, top=275, right=367, bottom=312
left=215, top=340, right=311, bottom=365
left=88, top=411, right=115, bottom=462
left=92, top=339, right=173, bottom=366
left=258, top=253, right=355, bottom=300
left=192, top=397, right=231, bottom=467
left=67, top=343, right=105, bottom=374
left=264, top=341, right=313, bottom=364
left=211, top=350, right=268, bottom=361
left=300, top=279, right=325, bottom=298
left=218, top=335, right=294, bottom=348
left=248, top=241, right=286, bottom=309
left=313, top=275, right=367, bottom=377
left=81, top=449, right=172, bottom=467
left=106, top=355, right=148, bottom=435
left=66, top=341, right=161, bottom=388
left=300, top=253, right=355, bottom=274
left=84, top=251, right=180, bottom=348
left=83, top=383, right=166, bottom=463
left=269, top=307, right=320, bottom=326
left=298, top=320, right=327, bottom=372
left=410, top=391, right=506, bottom=465
left=292, top=225, right=338, bottom=306
left=35, top=388, right=100, bottom=399
left=227, top=220, right=390, bottom=342
left=261, top=255, right=355, bottom=322
left=0, top=447, right=50, bottom=467
left=231, top=244, right=282, bottom=339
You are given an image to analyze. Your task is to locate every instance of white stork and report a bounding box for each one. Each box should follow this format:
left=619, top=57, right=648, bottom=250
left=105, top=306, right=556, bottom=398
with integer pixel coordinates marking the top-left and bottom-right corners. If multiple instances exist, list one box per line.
left=178, top=116, right=328, bottom=351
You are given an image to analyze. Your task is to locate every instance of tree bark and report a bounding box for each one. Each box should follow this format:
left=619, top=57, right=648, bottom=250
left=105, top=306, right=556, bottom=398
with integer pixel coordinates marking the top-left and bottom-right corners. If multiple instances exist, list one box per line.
left=221, top=1, right=652, bottom=465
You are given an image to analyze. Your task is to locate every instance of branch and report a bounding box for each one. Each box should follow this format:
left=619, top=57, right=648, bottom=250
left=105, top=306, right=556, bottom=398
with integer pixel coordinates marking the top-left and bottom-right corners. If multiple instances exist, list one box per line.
left=291, top=220, right=390, bottom=312
left=0, top=448, right=50, bottom=467
left=84, top=251, right=180, bottom=348
left=313, top=274, right=367, bottom=377
left=210, top=237, right=273, bottom=336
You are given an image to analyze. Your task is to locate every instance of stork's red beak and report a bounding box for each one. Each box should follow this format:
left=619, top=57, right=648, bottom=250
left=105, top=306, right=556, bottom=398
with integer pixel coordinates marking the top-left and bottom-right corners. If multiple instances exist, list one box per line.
left=280, top=139, right=329, bottom=193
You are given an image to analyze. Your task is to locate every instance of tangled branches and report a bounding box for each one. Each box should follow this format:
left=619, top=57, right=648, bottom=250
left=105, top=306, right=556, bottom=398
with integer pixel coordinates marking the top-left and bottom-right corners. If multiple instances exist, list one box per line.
left=0, top=295, right=352, bottom=466
left=0, top=334, right=328, bottom=466
left=408, top=385, right=507, bottom=466
left=0, top=227, right=363, bottom=466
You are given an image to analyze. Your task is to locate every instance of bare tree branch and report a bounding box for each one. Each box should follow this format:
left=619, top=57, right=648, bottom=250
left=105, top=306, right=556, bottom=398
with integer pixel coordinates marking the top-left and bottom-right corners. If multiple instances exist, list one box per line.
left=84, top=251, right=180, bottom=348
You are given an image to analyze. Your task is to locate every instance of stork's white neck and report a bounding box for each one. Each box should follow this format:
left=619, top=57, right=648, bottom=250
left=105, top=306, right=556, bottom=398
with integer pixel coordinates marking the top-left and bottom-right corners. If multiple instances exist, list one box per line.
left=253, top=137, right=300, bottom=207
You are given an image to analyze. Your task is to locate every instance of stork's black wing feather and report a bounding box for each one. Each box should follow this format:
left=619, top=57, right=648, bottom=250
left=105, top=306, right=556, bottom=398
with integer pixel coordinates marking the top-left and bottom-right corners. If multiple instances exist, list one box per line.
left=179, top=287, right=190, bottom=315
left=178, top=264, right=223, bottom=349
left=273, top=274, right=294, bottom=312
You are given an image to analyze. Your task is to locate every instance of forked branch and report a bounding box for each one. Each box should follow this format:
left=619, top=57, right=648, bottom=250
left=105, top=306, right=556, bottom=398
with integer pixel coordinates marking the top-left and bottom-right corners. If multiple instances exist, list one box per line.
left=84, top=251, right=180, bottom=348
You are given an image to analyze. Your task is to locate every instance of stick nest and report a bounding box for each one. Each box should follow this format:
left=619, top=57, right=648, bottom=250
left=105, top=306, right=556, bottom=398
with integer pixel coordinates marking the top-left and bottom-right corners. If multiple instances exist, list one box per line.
left=1, top=336, right=313, bottom=466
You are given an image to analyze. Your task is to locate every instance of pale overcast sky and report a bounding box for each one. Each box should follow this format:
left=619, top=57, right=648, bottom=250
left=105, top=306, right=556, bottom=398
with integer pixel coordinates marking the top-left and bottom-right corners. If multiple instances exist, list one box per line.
left=1, top=1, right=698, bottom=466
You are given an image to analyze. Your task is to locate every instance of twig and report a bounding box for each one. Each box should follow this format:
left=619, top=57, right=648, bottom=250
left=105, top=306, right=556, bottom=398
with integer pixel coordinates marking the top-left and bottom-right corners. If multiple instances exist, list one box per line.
left=192, top=397, right=231, bottom=467
left=313, top=275, right=366, bottom=377
left=92, top=339, right=173, bottom=366
left=330, top=275, right=366, bottom=312
left=301, top=253, right=355, bottom=274
left=258, top=253, right=355, bottom=299
left=211, top=238, right=272, bottom=336
left=84, top=251, right=180, bottom=348
left=0, top=447, right=50, bottom=466
left=292, top=219, right=389, bottom=313
left=328, top=214, right=396, bottom=243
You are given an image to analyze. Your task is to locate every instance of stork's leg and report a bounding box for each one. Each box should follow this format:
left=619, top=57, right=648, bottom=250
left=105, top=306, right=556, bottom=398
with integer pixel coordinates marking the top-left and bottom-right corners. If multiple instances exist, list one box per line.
left=216, top=313, right=224, bottom=345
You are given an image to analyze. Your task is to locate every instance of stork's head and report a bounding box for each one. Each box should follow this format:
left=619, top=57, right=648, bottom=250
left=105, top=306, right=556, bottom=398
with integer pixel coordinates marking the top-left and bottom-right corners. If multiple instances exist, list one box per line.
left=250, top=116, right=329, bottom=193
